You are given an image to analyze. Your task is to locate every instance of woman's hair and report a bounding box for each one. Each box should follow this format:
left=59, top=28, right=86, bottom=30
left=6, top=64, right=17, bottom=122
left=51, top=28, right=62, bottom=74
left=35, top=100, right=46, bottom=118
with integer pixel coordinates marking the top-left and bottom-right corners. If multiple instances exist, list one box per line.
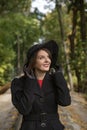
left=23, top=48, right=52, bottom=77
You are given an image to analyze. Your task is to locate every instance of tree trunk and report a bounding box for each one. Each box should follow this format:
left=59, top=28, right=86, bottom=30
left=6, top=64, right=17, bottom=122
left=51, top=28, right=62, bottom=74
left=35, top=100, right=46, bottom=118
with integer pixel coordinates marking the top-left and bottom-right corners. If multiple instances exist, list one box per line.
left=79, top=0, right=87, bottom=81
left=67, top=1, right=79, bottom=91
left=22, top=42, right=26, bottom=65
left=68, top=7, right=78, bottom=59
left=56, top=0, right=73, bottom=90
left=80, top=0, right=86, bottom=42
left=17, top=35, right=21, bottom=75
left=75, top=68, right=81, bottom=92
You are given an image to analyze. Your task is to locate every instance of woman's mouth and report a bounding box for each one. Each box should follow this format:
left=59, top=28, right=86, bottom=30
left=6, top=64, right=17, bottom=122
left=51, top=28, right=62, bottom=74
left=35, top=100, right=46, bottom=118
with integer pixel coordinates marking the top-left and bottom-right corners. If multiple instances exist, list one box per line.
left=43, top=64, right=50, bottom=67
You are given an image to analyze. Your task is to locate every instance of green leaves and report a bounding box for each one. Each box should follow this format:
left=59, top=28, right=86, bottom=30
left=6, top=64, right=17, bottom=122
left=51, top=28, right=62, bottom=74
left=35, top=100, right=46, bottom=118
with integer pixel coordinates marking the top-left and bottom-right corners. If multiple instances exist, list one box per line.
left=0, top=0, right=31, bottom=14
left=0, top=4, right=40, bottom=85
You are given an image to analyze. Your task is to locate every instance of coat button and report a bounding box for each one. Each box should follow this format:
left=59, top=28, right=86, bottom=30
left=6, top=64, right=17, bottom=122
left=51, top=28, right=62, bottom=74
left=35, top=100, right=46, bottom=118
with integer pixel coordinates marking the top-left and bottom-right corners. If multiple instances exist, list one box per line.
left=40, top=97, right=45, bottom=103
left=41, top=122, right=46, bottom=127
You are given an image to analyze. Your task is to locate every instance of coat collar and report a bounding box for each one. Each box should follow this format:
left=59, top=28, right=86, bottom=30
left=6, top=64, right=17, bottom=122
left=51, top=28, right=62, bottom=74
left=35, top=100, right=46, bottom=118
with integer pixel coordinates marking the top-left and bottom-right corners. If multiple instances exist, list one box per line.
left=25, top=72, right=53, bottom=97
left=34, top=73, right=53, bottom=97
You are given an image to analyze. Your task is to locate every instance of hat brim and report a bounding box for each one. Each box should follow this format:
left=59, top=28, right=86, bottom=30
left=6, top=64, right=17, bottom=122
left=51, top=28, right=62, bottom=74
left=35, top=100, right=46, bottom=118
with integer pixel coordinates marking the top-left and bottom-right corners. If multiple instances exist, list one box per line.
left=27, top=40, right=58, bottom=67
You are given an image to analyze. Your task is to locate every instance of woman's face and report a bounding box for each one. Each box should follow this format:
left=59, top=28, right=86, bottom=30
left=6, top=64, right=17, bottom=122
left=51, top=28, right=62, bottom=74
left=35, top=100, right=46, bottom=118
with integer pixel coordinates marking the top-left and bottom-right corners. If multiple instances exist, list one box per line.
left=34, top=49, right=51, bottom=73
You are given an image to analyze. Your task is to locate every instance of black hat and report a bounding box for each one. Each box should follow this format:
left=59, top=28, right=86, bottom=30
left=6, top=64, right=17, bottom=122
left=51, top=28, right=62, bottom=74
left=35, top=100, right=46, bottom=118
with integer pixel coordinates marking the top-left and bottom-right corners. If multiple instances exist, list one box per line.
left=26, top=40, right=58, bottom=68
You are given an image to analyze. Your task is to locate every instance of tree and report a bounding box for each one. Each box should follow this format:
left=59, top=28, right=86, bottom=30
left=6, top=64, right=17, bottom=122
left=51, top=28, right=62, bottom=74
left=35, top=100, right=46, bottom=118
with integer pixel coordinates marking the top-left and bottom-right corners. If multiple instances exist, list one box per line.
left=67, top=0, right=87, bottom=91
left=0, top=0, right=31, bottom=14
left=55, top=0, right=73, bottom=90
left=0, top=12, right=40, bottom=84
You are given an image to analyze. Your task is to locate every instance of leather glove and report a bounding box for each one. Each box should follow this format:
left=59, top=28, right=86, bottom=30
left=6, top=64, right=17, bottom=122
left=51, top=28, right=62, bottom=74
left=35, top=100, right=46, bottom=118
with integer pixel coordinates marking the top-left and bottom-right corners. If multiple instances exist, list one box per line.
left=50, top=64, right=62, bottom=74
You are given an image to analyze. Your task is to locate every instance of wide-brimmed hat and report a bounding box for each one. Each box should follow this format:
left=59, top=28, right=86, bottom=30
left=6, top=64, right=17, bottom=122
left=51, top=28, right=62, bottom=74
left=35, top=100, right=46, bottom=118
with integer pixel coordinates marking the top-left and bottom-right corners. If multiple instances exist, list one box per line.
left=26, top=40, right=58, bottom=68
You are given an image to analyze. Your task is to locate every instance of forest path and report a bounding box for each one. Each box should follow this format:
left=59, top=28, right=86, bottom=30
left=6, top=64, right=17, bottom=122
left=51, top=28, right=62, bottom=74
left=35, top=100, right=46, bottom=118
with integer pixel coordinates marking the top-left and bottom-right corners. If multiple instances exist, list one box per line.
left=59, top=91, right=87, bottom=130
left=0, top=89, right=18, bottom=130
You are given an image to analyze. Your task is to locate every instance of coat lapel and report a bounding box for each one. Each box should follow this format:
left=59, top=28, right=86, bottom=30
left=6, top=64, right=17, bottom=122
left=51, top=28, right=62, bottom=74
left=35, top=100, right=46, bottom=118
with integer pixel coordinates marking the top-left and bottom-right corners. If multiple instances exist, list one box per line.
left=26, top=73, right=54, bottom=97
left=40, top=73, right=54, bottom=96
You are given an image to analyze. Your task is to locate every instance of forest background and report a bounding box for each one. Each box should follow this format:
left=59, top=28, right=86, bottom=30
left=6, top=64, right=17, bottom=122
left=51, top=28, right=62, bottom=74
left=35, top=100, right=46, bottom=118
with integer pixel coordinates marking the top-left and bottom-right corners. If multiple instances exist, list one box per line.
left=0, top=0, right=87, bottom=98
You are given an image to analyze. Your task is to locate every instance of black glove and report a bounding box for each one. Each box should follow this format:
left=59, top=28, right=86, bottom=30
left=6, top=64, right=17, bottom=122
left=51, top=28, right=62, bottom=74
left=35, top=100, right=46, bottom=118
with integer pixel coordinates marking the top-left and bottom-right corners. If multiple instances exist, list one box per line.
left=50, top=64, right=62, bottom=74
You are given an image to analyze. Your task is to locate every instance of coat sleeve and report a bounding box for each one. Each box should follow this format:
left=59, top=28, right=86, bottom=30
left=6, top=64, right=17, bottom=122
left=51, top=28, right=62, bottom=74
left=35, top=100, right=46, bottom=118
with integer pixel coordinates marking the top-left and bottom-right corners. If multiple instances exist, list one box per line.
left=11, top=77, right=34, bottom=115
left=52, top=71, right=71, bottom=106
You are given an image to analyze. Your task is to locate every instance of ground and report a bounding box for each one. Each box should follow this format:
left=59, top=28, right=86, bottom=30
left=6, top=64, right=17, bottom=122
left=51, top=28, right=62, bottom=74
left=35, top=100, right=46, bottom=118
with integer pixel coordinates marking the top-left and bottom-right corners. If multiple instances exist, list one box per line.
left=59, top=91, right=87, bottom=130
left=0, top=89, right=87, bottom=130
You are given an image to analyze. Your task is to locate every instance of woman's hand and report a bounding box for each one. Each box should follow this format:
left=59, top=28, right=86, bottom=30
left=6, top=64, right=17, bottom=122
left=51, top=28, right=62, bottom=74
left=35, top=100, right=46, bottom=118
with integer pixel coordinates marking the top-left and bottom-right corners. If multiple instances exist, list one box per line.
left=50, top=64, right=62, bottom=75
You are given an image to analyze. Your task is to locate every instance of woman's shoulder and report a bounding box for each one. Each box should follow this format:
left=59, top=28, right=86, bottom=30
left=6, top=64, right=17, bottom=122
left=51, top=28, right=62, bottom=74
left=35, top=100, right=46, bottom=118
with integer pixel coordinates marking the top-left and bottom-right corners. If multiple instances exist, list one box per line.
left=11, top=75, right=26, bottom=89
left=12, top=75, right=25, bottom=83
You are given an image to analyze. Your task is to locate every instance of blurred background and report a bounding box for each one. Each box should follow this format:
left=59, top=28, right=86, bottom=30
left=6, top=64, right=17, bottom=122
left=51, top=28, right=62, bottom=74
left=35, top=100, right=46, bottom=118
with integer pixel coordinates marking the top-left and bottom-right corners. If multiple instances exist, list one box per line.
left=0, top=0, right=87, bottom=130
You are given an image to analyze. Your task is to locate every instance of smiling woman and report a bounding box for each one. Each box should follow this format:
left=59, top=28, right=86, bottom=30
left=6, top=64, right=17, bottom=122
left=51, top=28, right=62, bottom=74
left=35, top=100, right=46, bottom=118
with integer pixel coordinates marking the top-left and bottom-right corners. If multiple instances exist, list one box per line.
left=34, top=49, right=51, bottom=79
left=11, top=40, right=71, bottom=130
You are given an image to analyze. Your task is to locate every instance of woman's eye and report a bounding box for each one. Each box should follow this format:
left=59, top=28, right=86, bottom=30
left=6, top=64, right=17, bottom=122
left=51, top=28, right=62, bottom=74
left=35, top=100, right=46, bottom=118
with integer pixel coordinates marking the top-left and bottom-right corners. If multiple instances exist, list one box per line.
left=39, top=56, right=44, bottom=59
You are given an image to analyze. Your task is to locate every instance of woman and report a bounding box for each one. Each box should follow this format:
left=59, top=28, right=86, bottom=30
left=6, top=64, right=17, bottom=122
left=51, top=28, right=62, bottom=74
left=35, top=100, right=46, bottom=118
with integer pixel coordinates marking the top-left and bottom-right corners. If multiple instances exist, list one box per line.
left=11, top=40, right=71, bottom=130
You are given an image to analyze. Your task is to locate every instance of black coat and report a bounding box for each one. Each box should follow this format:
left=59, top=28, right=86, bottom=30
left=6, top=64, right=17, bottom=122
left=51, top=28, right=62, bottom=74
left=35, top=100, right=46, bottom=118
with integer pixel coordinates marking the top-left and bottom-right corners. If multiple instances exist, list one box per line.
left=11, top=71, right=71, bottom=130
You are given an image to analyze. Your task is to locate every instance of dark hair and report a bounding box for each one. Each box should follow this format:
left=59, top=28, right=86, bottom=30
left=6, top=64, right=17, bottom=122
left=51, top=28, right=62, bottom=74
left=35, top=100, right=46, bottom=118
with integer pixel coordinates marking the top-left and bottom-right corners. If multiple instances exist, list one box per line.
left=23, top=48, right=52, bottom=77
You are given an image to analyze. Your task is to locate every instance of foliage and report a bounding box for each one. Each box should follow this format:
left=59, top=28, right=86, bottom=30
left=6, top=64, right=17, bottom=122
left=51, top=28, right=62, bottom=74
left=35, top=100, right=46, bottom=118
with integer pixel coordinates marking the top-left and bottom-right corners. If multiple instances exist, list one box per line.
left=0, top=0, right=31, bottom=14
left=43, top=0, right=87, bottom=93
left=0, top=43, right=15, bottom=85
left=0, top=12, right=40, bottom=85
left=66, top=0, right=87, bottom=92
left=42, top=10, right=64, bottom=65
left=0, top=0, right=87, bottom=95
left=43, top=10, right=61, bottom=41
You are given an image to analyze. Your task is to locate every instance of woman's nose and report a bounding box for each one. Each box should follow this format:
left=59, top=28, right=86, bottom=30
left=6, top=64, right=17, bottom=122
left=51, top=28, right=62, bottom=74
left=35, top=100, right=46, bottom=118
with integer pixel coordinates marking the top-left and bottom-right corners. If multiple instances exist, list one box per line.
left=45, top=57, right=51, bottom=62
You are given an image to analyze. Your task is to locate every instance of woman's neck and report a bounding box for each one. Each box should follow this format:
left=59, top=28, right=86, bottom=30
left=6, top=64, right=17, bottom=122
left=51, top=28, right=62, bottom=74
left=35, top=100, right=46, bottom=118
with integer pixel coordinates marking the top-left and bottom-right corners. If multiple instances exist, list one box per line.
left=35, top=70, right=46, bottom=80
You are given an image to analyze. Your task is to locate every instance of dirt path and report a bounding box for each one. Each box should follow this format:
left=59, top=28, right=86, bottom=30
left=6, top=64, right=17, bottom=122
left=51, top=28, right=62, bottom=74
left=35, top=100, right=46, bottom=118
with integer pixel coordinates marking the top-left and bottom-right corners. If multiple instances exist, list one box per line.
left=0, top=89, right=18, bottom=130
left=0, top=90, right=87, bottom=130
left=59, top=91, right=87, bottom=130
